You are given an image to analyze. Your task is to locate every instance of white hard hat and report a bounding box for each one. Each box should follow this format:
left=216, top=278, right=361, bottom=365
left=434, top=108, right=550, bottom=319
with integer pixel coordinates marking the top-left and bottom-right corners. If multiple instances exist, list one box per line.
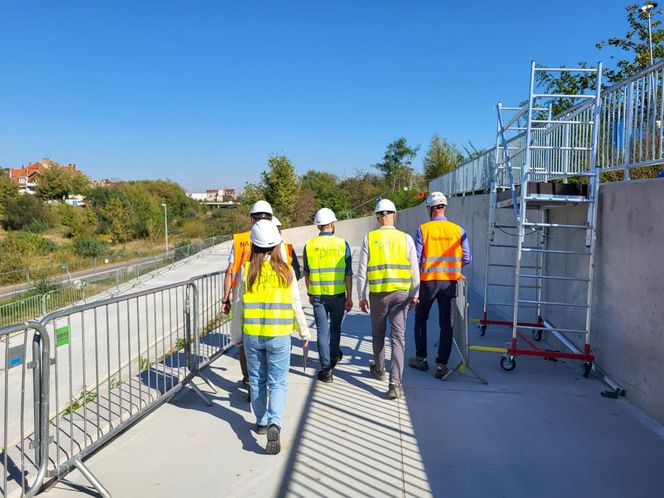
left=314, top=207, right=337, bottom=226
left=426, top=191, right=448, bottom=208
left=250, top=200, right=273, bottom=216
left=272, top=216, right=282, bottom=227
left=375, top=198, right=397, bottom=214
left=250, top=219, right=282, bottom=248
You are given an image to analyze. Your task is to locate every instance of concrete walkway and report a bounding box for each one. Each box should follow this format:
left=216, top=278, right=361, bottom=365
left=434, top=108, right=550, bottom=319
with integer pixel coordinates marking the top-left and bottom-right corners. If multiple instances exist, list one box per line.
left=43, top=283, right=664, bottom=498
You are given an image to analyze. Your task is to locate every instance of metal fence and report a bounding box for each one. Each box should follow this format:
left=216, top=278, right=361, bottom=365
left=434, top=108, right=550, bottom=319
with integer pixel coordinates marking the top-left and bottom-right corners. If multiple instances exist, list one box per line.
left=431, top=59, right=664, bottom=195
left=0, top=270, right=232, bottom=497
left=0, top=322, right=50, bottom=498
left=0, top=235, right=231, bottom=328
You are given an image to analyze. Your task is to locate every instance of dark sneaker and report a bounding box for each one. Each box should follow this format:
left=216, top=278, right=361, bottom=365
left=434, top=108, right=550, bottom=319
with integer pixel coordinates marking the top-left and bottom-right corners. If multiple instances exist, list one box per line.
left=256, top=424, right=267, bottom=435
left=317, top=369, right=333, bottom=383
left=266, top=424, right=281, bottom=455
left=387, top=384, right=403, bottom=400
left=369, top=361, right=387, bottom=381
left=408, top=356, right=429, bottom=371
left=435, top=364, right=451, bottom=380
left=331, top=350, right=343, bottom=368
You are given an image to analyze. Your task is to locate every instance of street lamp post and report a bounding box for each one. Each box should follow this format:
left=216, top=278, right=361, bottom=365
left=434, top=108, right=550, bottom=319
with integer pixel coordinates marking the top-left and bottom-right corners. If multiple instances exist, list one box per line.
left=641, top=2, right=658, bottom=65
left=160, top=203, right=169, bottom=252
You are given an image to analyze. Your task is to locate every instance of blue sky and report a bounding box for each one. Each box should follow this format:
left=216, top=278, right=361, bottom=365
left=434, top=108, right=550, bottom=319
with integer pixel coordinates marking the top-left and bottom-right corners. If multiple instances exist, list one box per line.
left=0, top=1, right=634, bottom=191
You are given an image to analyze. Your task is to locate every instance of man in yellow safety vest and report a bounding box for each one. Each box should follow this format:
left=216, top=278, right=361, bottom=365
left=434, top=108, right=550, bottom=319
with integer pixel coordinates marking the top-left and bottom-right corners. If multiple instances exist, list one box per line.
left=356, top=198, right=420, bottom=399
left=303, top=207, right=353, bottom=383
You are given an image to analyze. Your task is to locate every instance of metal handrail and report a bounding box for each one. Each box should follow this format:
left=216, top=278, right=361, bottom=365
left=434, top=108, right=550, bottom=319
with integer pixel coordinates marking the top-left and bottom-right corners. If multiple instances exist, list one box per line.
left=431, top=60, right=664, bottom=195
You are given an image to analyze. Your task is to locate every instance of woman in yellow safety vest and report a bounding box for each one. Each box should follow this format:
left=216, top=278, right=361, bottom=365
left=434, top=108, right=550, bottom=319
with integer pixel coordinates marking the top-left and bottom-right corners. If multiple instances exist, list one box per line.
left=230, top=219, right=310, bottom=455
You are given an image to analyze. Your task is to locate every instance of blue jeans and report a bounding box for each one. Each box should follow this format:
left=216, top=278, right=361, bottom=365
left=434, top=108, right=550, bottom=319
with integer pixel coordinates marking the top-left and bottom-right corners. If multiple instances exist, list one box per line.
left=311, top=294, right=345, bottom=370
left=243, top=334, right=291, bottom=428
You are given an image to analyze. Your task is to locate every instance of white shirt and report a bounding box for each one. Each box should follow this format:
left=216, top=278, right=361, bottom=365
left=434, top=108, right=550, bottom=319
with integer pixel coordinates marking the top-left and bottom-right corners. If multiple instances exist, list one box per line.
left=230, top=259, right=311, bottom=344
left=356, top=226, right=420, bottom=302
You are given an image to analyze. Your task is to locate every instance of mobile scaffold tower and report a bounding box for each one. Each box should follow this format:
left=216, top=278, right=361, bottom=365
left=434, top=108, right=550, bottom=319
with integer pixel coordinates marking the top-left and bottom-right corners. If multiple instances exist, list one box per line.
left=480, top=61, right=603, bottom=377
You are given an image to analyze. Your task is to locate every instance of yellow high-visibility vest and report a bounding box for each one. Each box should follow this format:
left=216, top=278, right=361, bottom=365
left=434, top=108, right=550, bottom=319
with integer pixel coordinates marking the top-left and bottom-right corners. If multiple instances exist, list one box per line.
left=367, top=228, right=412, bottom=293
left=305, top=235, right=347, bottom=296
left=242, top=261, right=294, bottom=337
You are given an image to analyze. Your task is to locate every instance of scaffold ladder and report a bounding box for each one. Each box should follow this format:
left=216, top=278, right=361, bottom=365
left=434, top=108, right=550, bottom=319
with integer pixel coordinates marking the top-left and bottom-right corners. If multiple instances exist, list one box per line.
left=480, top=61, right=603, bottom=377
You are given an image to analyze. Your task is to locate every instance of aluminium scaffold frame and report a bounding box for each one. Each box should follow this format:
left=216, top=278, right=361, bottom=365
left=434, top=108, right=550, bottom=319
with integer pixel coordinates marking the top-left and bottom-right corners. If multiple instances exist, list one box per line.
left=479, top=61, right=603, bottom=376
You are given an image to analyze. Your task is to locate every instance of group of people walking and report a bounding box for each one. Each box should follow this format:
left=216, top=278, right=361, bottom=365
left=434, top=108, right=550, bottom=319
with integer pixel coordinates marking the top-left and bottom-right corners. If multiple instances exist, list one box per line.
left=222, top=192, right=471, bottom=454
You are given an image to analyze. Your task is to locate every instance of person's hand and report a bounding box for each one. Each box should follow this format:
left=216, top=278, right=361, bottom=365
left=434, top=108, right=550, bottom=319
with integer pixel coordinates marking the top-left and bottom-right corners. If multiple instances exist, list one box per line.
left=303, top=339, right=309, bottom=349
left=409, top=297, right=420, bottom=310
left=359, top=299, right=369, bottom=313
left=345, top=297, right=353, bottom=311
left=221, top=301, right=231, bottom=314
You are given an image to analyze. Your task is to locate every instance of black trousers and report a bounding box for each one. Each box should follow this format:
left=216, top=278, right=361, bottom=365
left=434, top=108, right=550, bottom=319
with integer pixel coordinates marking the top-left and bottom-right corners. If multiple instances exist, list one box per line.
left=413, top=280, right=457, bottom=365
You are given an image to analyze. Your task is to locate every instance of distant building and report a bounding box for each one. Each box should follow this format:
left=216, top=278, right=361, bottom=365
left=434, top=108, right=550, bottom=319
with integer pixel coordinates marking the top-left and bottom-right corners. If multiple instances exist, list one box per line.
left=91, top=178, right=120, bottom=188
left=200, top=188, right=237, bottom=202
left=64, top=194, right=86, bottom=207
left=3, top=157, right=78, bottom=195
left=188, top=192, right=207, bottom=202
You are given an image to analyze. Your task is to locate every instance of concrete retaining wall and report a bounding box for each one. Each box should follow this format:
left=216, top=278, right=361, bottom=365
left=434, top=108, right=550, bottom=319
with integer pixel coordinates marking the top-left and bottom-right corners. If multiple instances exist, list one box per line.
left=282, top=179, right=664, bottom=423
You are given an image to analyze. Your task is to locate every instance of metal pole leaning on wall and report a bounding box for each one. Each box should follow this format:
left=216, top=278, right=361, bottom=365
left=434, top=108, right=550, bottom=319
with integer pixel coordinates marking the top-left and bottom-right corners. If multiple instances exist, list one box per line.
left=450, top=278, right=488, bottom=384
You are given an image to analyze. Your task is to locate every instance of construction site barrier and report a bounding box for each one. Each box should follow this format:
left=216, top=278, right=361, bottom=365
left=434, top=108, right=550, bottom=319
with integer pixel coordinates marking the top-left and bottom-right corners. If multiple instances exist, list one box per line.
left=0, top=322, right=51, bottom=498
left=0, top=270, right=231, bottom=497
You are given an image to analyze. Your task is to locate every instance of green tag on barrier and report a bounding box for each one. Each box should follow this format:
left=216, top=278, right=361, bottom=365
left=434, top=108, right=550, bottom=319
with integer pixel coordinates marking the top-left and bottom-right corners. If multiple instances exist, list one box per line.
left=56, top=326, right=70, bottom=347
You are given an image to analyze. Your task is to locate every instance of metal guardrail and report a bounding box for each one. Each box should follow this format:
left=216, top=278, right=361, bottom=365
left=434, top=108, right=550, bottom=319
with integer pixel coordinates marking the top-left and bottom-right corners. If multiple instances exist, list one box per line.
left=431, top=60, right=664, bottom=195
left=0, top=269, right=232, bottom=497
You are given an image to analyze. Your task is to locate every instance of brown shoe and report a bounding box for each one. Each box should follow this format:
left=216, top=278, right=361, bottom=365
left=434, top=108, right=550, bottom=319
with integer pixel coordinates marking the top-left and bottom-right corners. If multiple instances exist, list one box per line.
left=369, top=361, right=387, bottom=381
left=387, top=384, right=403, bottom=400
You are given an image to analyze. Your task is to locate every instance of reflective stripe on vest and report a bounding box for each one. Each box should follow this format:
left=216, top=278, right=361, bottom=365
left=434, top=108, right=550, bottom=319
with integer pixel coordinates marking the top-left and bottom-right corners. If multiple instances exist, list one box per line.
left=242, top=261, right=294, bottom=337
left=420, top=220, right=463, bottom=281
left=367, top=229, right=412, bottom=293
left=305, top=235, right=346, bottom=295
left=231, top=231, right=252, bottom=288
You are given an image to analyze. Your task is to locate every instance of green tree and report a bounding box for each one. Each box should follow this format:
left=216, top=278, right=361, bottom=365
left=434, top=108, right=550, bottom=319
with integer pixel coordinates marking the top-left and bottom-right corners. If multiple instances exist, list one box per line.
left=372, top=138, right=419, bottom=191
left=261, top=155, right=299, bottom=224
left=339, top=171, right=387, bottom=218
left=0, top=174, right=18, bottom=216
left=597, top=3, right=664, bottom=83
left=2, top=195, right=52, bottom=231
left=36, top=164, right=90, bottom=199
left=102, top=197, right=134, bottom=243
left=422, top=134, right=464, bottom=182
left=300, top=170, right=349, bottom=214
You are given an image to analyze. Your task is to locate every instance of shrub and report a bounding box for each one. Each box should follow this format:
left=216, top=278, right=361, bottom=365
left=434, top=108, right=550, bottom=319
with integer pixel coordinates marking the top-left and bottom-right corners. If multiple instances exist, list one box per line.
left=25, top=219, right=50, bottom=233
left=72, top=235, right=107, bottom=257
left=3, top=195, right=52, bottom=231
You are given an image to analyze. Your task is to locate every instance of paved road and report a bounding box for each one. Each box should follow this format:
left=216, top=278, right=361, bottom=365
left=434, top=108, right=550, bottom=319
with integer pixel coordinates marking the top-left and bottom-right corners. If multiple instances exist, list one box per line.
left=0, top=255, right=169, bottom=300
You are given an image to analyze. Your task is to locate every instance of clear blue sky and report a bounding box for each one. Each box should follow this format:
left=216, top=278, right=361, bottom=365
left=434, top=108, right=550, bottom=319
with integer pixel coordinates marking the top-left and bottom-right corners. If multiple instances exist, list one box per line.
left=0, top=1, right=634, bottom=192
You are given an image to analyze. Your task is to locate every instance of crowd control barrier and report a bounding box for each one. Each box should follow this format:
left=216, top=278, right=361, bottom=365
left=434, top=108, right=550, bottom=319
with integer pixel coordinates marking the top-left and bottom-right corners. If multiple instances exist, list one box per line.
left=0, top=270, right=232, bottom=497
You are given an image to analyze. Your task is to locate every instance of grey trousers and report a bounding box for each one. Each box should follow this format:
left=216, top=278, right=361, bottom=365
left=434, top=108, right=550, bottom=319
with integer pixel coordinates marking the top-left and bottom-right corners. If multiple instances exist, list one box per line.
left=369, top=290, right=410, bottom=386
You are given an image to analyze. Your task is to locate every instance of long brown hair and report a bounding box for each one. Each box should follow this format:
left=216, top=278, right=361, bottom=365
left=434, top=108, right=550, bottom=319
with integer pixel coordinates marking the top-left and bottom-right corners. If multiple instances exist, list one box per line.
left=246, top=244, right=293, bottom=291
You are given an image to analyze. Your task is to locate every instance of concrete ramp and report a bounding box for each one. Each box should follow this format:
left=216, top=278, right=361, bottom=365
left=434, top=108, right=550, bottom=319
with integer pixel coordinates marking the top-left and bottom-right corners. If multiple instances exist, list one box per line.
left=41, top=281, right=664, bottom=498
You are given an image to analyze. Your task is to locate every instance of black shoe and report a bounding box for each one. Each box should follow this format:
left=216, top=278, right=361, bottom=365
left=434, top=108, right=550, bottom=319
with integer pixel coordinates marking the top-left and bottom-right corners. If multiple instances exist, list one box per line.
left=256, top=424, right=267, bottom=435
left=317, top=369, right=333, bottom=383
left=408, top=356, right=429, bottom=371
left=435, top=364, right=451, bottom=380
left=266, top=424, right=281, bottom=455
left=331, top=350, right=343, bottom=368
